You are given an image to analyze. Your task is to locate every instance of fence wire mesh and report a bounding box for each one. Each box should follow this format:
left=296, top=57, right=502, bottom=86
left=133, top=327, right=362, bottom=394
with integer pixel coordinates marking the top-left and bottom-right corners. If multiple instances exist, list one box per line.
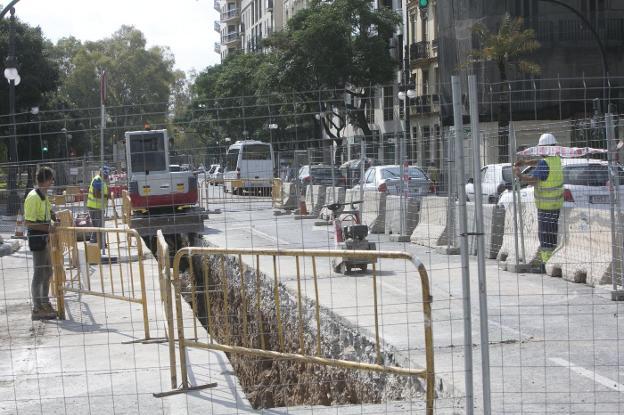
left=0, top=79, right=623, bottom=414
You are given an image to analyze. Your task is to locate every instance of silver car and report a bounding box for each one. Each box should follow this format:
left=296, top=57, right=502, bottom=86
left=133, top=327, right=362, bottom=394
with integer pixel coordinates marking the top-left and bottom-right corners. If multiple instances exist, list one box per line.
left=352, top=165, right=431, bottom=197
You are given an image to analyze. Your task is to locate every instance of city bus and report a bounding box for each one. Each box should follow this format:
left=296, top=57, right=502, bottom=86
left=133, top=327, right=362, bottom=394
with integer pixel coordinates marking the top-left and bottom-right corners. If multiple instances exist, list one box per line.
left=223, top=140, right=274, bottom=195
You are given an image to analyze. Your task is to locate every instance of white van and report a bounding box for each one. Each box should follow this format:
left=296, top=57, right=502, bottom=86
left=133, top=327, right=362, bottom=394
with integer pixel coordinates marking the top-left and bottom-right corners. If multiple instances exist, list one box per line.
left=224, top=140, right=274, bottom=194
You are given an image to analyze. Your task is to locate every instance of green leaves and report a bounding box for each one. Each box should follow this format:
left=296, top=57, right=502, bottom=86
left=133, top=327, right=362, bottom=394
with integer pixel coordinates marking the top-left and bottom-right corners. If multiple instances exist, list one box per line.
left=467, top=13, right=541, bottom=80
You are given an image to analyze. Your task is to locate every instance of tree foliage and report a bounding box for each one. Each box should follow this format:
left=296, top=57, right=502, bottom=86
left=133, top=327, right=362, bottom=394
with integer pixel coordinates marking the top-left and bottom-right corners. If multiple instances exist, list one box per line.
left=188, top=0, right=400, bottom=152
left=469, top=14, right=541, bottom=82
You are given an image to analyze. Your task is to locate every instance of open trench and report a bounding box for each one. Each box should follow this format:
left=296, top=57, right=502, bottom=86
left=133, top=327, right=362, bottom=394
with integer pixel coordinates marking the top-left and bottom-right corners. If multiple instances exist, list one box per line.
left=176, top=241, right=425, bottom=409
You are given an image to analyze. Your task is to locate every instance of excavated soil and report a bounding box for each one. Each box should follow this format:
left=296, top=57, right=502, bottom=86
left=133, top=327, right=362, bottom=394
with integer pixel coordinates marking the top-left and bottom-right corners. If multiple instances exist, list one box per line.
left=178, top=250, right=424, bottom=409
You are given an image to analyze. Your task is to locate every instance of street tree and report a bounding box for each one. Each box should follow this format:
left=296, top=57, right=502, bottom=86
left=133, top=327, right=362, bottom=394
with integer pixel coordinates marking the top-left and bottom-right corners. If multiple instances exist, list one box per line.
left=49, top=26, right=181, bottom=157
left=264, top=0, right=400, bottom=149
left=0, top=16, right=59, bottom=163
left=467, top=13, right=541, bottom=161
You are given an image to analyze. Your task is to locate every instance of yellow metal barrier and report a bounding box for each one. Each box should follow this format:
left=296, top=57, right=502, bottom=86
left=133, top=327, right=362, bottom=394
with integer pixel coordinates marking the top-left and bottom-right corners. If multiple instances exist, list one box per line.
left=121, top=190, right=132, bottom=225
left=50, top=225, right=151, bottom=342
left=155, top=231, right=178, bottom=389
left=169, top=247, right=435, bottom=413
left=271, top=178, right=282, bottom=208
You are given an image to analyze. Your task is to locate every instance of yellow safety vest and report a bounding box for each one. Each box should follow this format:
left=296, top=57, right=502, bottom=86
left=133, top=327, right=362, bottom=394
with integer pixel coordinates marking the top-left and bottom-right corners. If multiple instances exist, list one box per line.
left=535, top=156, right=564, bottom=211
left=87, top=175, right=109, bottom=209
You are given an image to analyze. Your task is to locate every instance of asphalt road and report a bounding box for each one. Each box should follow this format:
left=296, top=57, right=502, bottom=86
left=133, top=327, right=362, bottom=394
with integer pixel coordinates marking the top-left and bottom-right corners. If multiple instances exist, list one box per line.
left=199, top=182, right=624, bottom=414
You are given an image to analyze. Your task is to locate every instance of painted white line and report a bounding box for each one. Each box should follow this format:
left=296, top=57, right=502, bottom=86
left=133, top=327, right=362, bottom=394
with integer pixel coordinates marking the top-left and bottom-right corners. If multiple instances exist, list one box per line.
left=549, top=357, right=624, bottom=393
left=242, top=228, right=291, bottom=246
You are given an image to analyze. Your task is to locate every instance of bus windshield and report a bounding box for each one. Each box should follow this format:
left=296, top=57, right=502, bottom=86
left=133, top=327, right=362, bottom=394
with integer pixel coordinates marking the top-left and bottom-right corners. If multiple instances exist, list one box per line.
left=226, top=149, right=240, bottom=171
left=242, top=144, right=271, bottom=160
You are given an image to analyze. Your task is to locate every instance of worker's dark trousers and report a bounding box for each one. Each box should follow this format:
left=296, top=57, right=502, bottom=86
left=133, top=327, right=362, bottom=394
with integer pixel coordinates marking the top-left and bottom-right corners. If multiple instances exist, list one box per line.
left=31, top=247, right=52, bottom=308
left=88, top=208, right=104, bottom=247
left=537, top=209, right=560, bottom=250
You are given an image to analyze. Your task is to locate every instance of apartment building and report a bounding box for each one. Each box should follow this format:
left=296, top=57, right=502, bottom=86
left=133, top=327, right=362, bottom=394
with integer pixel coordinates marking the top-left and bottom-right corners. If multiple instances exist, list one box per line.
left=214, top=0, right=242, bottom=59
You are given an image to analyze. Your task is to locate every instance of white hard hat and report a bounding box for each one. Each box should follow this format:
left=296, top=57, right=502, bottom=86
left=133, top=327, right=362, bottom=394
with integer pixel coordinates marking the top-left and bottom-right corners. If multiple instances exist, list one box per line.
left=538, top=133, right=557, bottom=146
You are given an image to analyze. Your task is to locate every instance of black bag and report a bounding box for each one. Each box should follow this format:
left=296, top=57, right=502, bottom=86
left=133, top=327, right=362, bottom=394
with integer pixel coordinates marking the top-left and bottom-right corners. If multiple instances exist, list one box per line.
left=28, top=229, right=48, bottom=251
left=27, top=189, right=49, bottom=251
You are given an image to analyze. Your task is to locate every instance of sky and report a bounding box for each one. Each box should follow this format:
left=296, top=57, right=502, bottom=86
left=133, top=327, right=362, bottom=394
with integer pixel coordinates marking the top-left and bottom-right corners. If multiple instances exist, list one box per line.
left=9, top=0, right=222, bottom=74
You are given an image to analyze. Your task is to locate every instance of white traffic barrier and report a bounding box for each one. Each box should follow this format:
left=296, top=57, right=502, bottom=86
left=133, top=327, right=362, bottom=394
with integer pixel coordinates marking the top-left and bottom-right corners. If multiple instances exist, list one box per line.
left=497, top=203, right=569, bottom=272
left=464, top=202, right=506, bottom=259
left=360, top=191, right=387, bottom=234
left=319, top=187, right=346, bottom=220
left=410, top=196, right=454, bottom=248
left=546, top=209, right=622, bottom=286
left=281, top=182, right=298, bottom=209
left=305, top=185, right=326, bottom=216
left=385, top=196, right=420, bottom=236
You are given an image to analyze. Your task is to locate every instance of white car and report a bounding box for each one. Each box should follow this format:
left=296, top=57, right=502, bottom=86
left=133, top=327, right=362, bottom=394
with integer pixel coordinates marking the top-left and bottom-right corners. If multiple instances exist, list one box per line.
left=352, top=165, right=431, bottom=198
left=498, top=159, right=624, bottom=209
left=465, top=163, right=513, bottom=203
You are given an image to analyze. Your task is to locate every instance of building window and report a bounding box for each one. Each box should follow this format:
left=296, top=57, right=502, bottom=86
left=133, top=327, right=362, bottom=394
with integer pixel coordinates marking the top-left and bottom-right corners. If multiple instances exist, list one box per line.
left=383, top=86, right=394, bottom=121
left=422, top=126, right=431, bottom=161
left=366, top=93, right=375, bottom=124
left=422, top=70, right=429, bottom=96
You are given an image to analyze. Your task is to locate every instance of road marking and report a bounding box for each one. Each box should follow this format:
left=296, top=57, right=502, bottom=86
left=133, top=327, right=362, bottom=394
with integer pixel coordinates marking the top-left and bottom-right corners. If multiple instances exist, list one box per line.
left=549, top=357, right=624, bottom=392
left=242, top=228, right=290, bottom=246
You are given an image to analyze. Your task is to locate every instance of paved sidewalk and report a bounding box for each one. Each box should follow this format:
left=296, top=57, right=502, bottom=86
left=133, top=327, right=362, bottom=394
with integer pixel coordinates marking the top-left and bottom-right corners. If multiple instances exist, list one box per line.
left=0, top=238, right=256, bottom=415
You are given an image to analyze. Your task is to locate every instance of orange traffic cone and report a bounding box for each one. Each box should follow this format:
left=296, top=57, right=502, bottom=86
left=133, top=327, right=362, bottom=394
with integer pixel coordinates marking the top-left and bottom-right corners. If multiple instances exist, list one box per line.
left=13, top=210, right=26, bottom=239
left=298, top=198, right=308, bottom=215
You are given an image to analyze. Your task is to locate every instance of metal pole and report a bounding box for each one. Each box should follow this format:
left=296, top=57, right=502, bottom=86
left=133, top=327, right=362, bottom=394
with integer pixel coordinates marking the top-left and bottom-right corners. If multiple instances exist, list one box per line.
left=360, top=139, right=365, bottom=203
left=509, top=123, right=526, bottom=264
left=399, top=0, right=410, bottom=237
left=452, top=75, right=474, bottom=415
left=605, top=113, right=621, bottom=297
left=100, top=103, right=106, bottom=245
left=468, top=75, right=491, bottom=414
left=6, top=7, right=20, bottom=216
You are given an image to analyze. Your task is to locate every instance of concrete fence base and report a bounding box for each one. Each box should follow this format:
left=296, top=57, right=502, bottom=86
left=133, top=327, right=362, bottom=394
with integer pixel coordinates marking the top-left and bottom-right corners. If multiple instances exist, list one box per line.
left=464, top=202, right=506, bottom=259
left=319, top=187, right=346, bottom=220
left=385, top=196, right=420, bottom=236
left=410, top=196, right=455, bottom=248
left=305, top=185, right=326, bottom=216
left=546, top=209, right=622, bottom=286
left=361, top=191, right=387, bottom=234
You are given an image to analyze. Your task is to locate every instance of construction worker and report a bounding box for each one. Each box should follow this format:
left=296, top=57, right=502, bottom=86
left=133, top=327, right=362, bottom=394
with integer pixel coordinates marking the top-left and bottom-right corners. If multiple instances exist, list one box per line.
left=24, top=166, right=57, bottom=320
left=87, top=165, right=111, bottom=247
left=513, top=133, right=563, bottom=267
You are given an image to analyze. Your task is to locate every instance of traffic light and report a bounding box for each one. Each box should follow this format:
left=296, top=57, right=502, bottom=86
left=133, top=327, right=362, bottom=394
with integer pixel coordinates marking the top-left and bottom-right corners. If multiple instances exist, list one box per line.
left=419, top=0, right=428, bottom=8
left=42, top=140, right=48, bottom=154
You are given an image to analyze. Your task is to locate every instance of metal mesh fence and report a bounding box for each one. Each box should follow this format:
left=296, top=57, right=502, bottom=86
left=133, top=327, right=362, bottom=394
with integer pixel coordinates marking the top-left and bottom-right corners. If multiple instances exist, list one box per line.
left=0, top=79, right=623, bottom=413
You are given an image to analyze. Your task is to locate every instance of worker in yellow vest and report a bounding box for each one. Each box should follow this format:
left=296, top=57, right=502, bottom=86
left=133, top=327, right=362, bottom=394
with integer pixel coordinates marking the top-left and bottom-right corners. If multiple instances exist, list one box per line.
left=24, top=167, right=57, bottom=320
left=513, top=133, right=564, bottom=268
left=87, top=166, right=111, bottom=247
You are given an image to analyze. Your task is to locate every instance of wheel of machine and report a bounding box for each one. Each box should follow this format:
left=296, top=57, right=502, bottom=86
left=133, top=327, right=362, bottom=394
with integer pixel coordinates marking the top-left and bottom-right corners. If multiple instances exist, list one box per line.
left=346, top=265, right=353, bottom=273
left=359, top=264, right=368, bottom=272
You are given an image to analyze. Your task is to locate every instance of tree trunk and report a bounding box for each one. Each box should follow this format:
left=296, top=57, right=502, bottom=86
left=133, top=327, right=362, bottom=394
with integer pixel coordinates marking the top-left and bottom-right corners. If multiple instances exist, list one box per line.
left=497, top=61, right=510, bottom=163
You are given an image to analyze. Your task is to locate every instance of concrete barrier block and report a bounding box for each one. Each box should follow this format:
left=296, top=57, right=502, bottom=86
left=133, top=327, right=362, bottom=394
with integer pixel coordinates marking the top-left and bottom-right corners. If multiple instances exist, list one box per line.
left=385, top=196, right=420, bottom=236
left=305, top=185, right=326, bottom=216
left=546, top=209, right=622, bottom=286
left=361, top=191, right=387, bottom=234
left=463, top=203, right=506, bottom=259
left=281, top=182, right=299, bottom=209
left=411, top=196, right=454, bottom=248
left=497, top=203, right=568, bottom=272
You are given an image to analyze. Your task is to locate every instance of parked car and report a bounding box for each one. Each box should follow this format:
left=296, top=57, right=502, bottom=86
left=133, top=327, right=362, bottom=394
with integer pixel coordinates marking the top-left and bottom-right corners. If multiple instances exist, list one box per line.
left=169, top=164, right=181, bottom=172
left=498, top=159, right=624, bottom=209
left=465, top=163, right=513, bottom=203
left=352, top=165, right=431, bottom=198
left=298, top=165, right=346, bottom=186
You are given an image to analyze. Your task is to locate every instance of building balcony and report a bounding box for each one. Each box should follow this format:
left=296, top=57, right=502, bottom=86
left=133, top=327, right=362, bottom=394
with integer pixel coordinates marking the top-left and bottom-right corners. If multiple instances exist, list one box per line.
left=409, top=94, right=440, bottom=116
left=214, top=42, right=221, bottom=54
left=214, top=21, right=221, bottom=32
left=221, top=8, right=240, bottom=22
left=223, top=31, right=240, bottom=45
left=214, top=0, right=220, bottom=12
left=533, top=15, right=624, bottom=47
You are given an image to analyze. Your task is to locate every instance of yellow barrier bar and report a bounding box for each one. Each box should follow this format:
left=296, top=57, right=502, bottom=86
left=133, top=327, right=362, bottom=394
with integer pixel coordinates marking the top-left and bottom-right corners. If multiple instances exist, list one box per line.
left=53, top=226, right=151, bottom=341
left=170, top=247, right=435, bottom=414
left=221, top=256, right=230, bottom=344
left=294, top=256, right=304, bottom=353
left=202, top=260, right=214, bottom=344
left=371, top=262, right=382, bottom=365
left=156, top=231, right=177, bottom=389
left=238, top=254, right=249, bottom=348
left=272, top=255, right=284, bottom=352
left=255, top=255, right=265, bottom=350
left=312, top=256, right=322, bottom=356
left=188, top=255, right=198, bottom=341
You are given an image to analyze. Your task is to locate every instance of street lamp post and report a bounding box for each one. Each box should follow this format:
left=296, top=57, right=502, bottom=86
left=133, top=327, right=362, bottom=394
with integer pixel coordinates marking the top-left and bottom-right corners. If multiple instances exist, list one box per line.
left=4, top=7, right=21, bottom=216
